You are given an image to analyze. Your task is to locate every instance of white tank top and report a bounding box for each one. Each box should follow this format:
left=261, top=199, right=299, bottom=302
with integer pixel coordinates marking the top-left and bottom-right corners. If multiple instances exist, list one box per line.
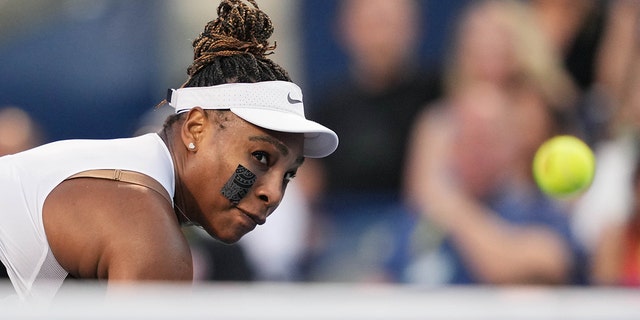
left=0, top=133, right=174, bottom=301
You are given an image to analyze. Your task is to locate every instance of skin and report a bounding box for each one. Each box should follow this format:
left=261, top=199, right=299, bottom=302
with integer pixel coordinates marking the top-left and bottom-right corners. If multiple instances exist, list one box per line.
left=43, top=107, right=304, bottom=285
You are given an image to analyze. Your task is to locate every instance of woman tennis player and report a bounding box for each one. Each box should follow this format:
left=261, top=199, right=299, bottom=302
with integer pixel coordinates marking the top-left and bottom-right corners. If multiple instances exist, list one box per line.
left=0, top=0, right=337, bottom=301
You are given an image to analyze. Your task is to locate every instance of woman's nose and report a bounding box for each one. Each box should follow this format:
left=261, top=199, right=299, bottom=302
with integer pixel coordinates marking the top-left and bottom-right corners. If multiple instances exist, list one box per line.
left=255, top=177, right=284, bottom=214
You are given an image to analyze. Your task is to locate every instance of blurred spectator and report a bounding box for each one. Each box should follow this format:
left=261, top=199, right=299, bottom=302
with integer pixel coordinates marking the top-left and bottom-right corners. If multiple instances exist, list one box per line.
left=301, top=0, right=441, bottom=282
left=531, top=0, right=640, bottom=147
left=0, top=106, right=43, bottom=156
left=581, top=7, right=640, bottom=284
left=442, top=0, right=577, bottom=110
left=530, top=0, right=604, bottom=90
left=400, top=81, right=583, bottom=285
left=309, top=0, right=441, bottom=195
left=396, top=0, right=584, bottom=285
left=591, top=148, right=640, bottom=286
left=570, top=0, right=640, bottom=266
left=593, top=0, right=640, bottom=120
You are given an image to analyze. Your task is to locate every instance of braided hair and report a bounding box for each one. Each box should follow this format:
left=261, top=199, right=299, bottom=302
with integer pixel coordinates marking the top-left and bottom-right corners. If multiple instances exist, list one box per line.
left=164, top=0, right=291, bottom=128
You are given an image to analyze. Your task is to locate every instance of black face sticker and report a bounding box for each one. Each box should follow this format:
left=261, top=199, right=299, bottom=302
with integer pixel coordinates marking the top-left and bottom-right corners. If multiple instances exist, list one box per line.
left=220, top=164, right=257, bottom=205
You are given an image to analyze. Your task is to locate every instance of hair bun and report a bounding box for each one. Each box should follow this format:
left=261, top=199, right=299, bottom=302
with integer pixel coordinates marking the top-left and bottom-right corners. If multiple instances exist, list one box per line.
left=189, top=0, right=276, bottom=77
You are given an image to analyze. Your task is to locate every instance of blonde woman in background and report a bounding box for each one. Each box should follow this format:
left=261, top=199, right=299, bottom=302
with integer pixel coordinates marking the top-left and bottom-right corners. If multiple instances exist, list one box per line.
left=394, top=0, right=585, bottom=285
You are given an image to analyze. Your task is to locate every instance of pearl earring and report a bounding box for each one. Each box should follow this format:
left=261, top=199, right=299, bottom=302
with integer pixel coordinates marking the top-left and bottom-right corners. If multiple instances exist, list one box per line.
left=188, top=142, right=196, bottom=151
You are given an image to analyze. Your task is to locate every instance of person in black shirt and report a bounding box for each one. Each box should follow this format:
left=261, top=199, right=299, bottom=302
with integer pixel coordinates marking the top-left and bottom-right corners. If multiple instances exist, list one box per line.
left=302, top=0, right=441, bottom=282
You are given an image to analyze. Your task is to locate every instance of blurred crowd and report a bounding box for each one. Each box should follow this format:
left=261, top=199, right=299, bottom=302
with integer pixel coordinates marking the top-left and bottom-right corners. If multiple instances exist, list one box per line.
left=1, top=0, right=640, bottom=287
left=300, top=0, right=640, bottom=287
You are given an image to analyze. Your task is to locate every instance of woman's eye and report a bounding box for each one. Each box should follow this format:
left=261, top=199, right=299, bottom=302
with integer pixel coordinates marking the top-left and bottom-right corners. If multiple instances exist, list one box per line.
left=253, top=152, right=269, bottom=166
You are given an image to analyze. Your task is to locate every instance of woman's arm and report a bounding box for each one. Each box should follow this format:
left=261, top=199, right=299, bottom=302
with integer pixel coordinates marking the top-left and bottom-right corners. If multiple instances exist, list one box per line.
left=44, top=178, right=192, bottom=283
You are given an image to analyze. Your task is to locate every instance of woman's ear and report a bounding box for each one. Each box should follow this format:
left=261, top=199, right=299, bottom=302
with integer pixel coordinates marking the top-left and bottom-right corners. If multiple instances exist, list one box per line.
left=180, top=107, right=208, bottom=151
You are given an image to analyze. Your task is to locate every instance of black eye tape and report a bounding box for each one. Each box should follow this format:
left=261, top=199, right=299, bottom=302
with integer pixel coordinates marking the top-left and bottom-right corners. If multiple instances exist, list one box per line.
left=220, top=164, right=257, bottom=205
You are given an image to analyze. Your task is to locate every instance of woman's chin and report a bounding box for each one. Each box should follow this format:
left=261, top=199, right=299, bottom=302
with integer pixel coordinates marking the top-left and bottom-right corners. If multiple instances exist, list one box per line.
left=208, top=226, right=247, bottom=244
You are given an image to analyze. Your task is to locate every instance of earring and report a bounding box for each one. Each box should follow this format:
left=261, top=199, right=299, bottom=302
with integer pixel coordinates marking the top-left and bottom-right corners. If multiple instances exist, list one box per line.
left=188, top=142, right=196, bottom=151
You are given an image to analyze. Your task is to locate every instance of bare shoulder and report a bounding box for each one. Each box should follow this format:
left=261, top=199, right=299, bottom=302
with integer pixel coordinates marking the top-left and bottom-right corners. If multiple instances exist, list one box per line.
left=44, top=178, right=192, bottom=281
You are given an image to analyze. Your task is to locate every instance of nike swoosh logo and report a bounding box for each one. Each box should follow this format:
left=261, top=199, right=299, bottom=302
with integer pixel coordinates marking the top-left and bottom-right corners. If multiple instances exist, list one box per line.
left=287, top=92, right=302, bottom=104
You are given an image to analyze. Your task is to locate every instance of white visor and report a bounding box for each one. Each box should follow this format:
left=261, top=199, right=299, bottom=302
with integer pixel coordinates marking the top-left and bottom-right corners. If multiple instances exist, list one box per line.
left=167, top=81, right=338, bottom=158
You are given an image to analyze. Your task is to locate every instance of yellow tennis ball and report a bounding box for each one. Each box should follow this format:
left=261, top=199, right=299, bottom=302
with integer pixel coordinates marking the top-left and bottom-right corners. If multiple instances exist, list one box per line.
left=532, top=135, right=595, bottom=198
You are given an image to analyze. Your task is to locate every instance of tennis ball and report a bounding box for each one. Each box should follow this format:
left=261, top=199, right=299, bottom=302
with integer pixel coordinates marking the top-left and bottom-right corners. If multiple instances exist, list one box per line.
left=532, top=135, right=595, bottom=198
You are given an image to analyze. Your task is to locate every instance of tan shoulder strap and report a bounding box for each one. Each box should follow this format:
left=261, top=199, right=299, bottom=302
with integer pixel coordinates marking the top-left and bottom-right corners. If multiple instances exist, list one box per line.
left=65, top=169, right=172, bottom=205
